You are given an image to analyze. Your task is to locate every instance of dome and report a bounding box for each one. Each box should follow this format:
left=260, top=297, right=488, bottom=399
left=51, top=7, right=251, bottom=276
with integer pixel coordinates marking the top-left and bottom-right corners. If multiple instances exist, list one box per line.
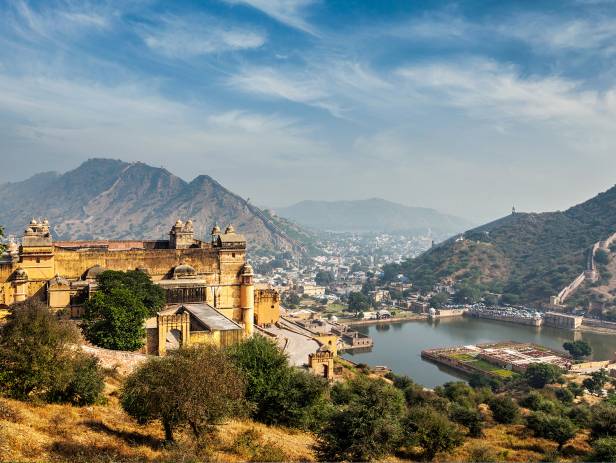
left=241, top=263, right=254, bottom=276
left=211, top=224, right=221, bottom=235
left=30, top=218, right=38, bottom=226
left=7, top=241, right=18, bottom=253
left=83, top=265, right=106, bottom=280
left=173, top=263, right=197, bottom=279
left=48, top=274, right=69, bottom=287
left=184, top=219, right=194, bottom=230
left=225, top=224, right=235, bottom=234
left=42, top=218, right=49, bottom=225
left=13, top=268, right=28, bottom=281
left=174, top=219, right=183, bottom=228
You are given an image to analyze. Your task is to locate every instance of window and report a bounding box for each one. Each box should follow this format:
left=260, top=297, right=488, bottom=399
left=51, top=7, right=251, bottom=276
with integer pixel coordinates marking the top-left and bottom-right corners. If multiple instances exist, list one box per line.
left=36, top=257, right=40, bottom=263
left=232, top=253, right=236, bottom=258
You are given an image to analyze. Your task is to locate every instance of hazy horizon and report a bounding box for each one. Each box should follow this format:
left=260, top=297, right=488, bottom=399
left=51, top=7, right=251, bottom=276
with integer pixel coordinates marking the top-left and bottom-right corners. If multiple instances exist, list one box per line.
left=2, top=0, right=616, bottom=223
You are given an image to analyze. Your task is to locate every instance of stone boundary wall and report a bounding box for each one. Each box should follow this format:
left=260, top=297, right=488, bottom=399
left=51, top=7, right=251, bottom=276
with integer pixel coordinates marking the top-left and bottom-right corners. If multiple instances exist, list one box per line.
left=81, top=344, right=149, bottom=375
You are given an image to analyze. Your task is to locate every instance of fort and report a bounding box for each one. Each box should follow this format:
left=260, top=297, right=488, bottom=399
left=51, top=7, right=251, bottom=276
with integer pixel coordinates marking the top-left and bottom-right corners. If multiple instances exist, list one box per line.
left=0, top=219, right=280, bottom=354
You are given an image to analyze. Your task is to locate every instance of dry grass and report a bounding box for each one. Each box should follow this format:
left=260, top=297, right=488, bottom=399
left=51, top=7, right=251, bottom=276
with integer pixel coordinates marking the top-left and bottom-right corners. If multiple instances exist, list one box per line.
left=0, top=378, right=316, bottom=463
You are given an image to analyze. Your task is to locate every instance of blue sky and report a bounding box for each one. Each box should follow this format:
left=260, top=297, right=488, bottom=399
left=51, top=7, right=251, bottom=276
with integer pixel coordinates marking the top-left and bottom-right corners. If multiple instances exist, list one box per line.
left=1, top=0, right=616, bottom=222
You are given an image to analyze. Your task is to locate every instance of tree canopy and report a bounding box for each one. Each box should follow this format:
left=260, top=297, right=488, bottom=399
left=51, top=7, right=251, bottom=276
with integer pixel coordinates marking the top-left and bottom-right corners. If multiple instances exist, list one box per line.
left=0, top=300, right=103, bottom=405
left=563, top=340, right=592, bottom=360
left=82, top=270, right=165, bottom=350
left=121, top=345, right=245, bottom=442
left=524, top=363, right=563, bottom=388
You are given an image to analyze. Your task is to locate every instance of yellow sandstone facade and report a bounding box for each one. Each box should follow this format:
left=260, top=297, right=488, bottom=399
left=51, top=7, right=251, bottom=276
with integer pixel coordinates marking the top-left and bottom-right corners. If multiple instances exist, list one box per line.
left=0, top=219, right=281, bottom=353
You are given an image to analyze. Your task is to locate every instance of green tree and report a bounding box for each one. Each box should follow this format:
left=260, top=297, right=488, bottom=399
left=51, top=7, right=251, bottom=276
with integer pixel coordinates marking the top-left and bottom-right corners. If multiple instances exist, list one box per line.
left=583, top=368, right=609, bottom=394
left=0, top=225, right=5, bottom=254
left=0, top=301, right=103, bottom=405
left=316, top=376, right=406, bottom=461
left=227, top=335, right=327, bottom=429
left=315, top=271, right=334, bottom=286
left=96, top=270, right=165, bottom=315
left=454, top=285, right=481, bottom=304
left=487, top=396, right=519, bottom=424
left=347, top=291, right=371, bottom=316
left=82, top=287, right=149, bottom=350
left=404, top=406, right=464, bottom=460
left=429, top=291, right=449, bottom=308
left=526, top=412, right=577, bottom=450
left=595, top=249, right=610, bottom=265
left=121, top=345, right=245, bottom=442
left=524, top=363, right=563, bottom=388
left=562, top=340, right=592, bottom=360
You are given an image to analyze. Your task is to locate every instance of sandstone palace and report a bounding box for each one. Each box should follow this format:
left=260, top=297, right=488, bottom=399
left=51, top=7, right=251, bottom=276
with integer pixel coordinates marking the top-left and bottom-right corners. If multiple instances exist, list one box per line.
left=0, top=219, right=280, bottom=355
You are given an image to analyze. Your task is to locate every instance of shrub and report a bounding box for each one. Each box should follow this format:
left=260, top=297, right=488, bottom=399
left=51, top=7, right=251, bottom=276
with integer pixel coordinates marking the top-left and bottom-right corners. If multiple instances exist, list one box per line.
left=227, top=335, right=328, bottom=429
left=590, top=437, right=616, bottom=462
left=520, top=391, right=560, bottom=414
left=0, top=301, right=103, bottom=405
left=0, top=399, right=22, bottom=423
left=121, top=345, right=245, bottom=442
left=469, top=373, right=502, bottom=391
left=449, top=403, right=483, bottom=437
left=554, top=387, right=574, bottom=404
left=48, top=353, right=105, bottom=406
left=590, top=402, right=616, bottom=439
left=227, top=429, right=288, bottom=462
left=524, top=363, right=563, bottom=389
left=487, top=396, right=519, bottom=424
left=404, top=406, right=464, bottom=460
left=583, top=368, right=609, bottom=394
left=439, top=381, right=476, bottom=407
left=526, top=412, right=577, bottom=450
left=316, top=377, right=406, bottom=461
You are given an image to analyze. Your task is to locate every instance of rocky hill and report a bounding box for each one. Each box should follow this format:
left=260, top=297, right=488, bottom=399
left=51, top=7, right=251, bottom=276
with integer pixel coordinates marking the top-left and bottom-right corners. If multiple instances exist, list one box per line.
left=0, top=159, right=304, bottom=253
left=385, top=185, right=616, bottom=305
left=277, top=198, right=472, bottom=238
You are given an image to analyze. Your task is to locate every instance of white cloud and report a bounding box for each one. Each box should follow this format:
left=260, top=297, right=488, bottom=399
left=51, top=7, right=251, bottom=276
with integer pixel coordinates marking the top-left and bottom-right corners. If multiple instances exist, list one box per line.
left=223, top=0, right=318, bottom=35
left=140, top=16, right=266, bottom=58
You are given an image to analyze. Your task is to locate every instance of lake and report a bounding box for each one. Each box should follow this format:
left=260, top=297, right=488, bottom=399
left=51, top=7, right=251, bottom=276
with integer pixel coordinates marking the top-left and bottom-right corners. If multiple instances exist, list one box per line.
left=342, top=317, right=616, bottom=388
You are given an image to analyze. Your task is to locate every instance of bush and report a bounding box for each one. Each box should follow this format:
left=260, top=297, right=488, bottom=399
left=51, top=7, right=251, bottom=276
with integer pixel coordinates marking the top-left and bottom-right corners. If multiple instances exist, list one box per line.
left=0, top=301, right=103, bottom=405
left=121, top=345, right=245, bottom=441
left=524, top=363, right=563, bottom=389
left=227, top=429, right=288, bottom=462
left=488, top=396, right=519, bottom=424
left=583, top=368, right=609, bottom=394
left=404, top=406, right=464, bottom=460
left=316, top=377, right=406, bottom=461
left=526, top=412, right=577, bottom=450
left=449, top=404, right=483, bottom=437
left=590, top=437, right=616, bottom=462
left=520, top=391, right=560, bottom=415
left=227, top=335, right=328, bottom=429
left=590, top=402, right=616, bottom=439
left=48, top=353, right=105, bottom=406
left=0, top=399, right=22, bottom=423
left=469, top=373, right=502, bottom=392
left=554, top=387, right=574, bottom=404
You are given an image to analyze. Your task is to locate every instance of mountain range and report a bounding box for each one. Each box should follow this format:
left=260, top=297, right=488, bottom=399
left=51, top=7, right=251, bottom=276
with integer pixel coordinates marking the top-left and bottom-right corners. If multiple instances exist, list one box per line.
left=0, top=159, right=302, bottom=253
left=277, top=198, right=472, bottom=237
left=386, top=184, right=616, bottom=305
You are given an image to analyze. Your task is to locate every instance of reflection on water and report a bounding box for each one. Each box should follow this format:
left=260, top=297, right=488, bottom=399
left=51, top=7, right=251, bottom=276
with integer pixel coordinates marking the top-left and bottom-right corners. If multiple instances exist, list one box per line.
left=343, top=317, right=616, bottom=388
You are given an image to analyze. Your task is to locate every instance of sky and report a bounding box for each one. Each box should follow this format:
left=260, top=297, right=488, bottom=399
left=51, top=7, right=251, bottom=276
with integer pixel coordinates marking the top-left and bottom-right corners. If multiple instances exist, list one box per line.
left=1, top=0, right=616, bottom=223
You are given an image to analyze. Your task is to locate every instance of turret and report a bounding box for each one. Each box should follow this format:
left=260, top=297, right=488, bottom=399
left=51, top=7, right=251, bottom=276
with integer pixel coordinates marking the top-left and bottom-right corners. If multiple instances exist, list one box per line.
left=169, top=219, right=195, bottom=249
left=240, top=263, right=255, bottom=337
left=211, top=224, right=221, bottom=244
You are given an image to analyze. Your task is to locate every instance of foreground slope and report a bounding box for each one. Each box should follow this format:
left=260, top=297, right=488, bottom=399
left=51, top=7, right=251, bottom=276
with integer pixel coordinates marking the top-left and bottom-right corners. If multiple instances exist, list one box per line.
left=278, top=198, right=472, bottom=237
left=390, top=185, right=616, bottom=304
left=0, top=159, right=302, bottom=253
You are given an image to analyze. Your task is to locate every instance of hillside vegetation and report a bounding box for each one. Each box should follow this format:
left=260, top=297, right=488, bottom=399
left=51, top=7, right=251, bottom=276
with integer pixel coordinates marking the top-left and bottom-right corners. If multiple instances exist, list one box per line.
left=386, top=185, right=616, bottom=304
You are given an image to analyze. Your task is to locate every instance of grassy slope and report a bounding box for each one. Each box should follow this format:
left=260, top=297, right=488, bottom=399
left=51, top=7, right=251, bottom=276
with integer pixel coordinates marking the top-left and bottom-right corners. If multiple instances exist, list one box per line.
left=0, top=377, right=316, bottom=463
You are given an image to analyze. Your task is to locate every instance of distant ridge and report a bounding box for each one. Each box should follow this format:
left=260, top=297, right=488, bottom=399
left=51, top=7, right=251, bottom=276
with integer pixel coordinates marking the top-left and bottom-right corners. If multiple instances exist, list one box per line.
left=277, top=198, right=472, bottom=237
left=0, top=158, right=302, bottom=253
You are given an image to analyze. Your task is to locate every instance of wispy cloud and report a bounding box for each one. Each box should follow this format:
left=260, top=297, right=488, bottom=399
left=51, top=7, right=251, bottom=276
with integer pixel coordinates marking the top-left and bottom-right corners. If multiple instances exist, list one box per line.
left=139, top=15, right=266, bottom=58
left=6, top=0, right=112, bottom=40
left=223, top=0, right=318, bottom=35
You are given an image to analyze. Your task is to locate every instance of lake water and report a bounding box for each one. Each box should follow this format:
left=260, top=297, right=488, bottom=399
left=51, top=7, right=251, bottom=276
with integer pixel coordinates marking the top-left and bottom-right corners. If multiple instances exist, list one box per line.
left=342, top=317, right=616, bottom=388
